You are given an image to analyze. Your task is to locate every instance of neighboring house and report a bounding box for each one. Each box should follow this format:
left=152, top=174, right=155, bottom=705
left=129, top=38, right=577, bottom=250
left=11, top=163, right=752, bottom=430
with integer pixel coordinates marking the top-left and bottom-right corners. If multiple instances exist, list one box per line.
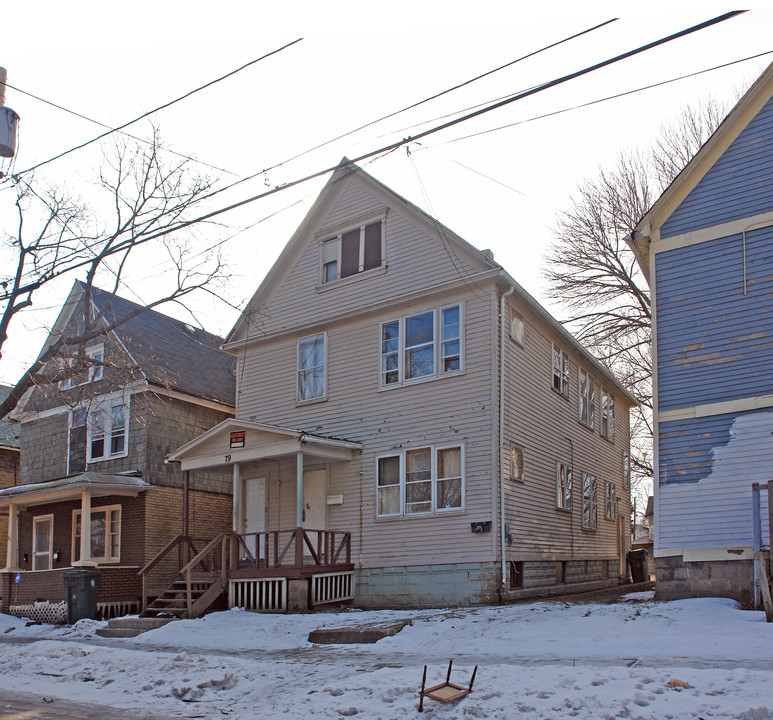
left=167, top=159, right=636, bottom=612
left=629, top=62, right=773, bottom=605
left=0, top=384, right=21, bottom=604
left=0, top=282, right=235, bottom=621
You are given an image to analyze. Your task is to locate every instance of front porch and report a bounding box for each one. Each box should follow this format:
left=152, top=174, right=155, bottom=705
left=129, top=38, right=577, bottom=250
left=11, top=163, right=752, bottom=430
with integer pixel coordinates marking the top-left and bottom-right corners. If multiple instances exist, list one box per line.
left=163, top=419, right=362, bottom=614
left=139, top=527, right=354, bottom=615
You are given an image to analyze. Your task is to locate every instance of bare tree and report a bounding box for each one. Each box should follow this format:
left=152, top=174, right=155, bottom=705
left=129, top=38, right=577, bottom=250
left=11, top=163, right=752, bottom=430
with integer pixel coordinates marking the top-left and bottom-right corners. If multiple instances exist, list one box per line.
left=544, top=98, right=729, bottom=508
left=0, top=128, right=226, bottom=417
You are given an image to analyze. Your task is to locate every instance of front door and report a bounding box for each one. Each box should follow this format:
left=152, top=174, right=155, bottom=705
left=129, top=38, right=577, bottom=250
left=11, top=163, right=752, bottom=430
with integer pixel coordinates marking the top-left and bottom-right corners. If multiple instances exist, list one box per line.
left=243, top=477, right=266, bottom=561
left=302, top=469, right=327, bottom=530
left=33, top=516, right=53, bottom=571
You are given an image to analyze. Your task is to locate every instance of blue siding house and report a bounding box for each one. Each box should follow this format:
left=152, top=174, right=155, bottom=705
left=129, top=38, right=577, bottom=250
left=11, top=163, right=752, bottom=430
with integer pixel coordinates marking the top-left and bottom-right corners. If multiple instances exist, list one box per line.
left=630, top=61, right=773, bottom=606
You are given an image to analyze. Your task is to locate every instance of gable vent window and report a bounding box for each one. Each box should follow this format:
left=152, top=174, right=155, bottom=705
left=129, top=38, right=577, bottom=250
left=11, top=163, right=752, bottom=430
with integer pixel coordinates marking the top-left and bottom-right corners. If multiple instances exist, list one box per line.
left=321, top=220, right=383, bottom=284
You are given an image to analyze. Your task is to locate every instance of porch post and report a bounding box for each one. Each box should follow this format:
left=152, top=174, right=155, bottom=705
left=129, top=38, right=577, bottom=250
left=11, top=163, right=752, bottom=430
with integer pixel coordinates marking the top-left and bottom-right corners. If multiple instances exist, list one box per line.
left=182, top=470, right=190, bottom=537
left=296, top=451, right=304, bottom=528
left=5, top=502, right=19, bottom=570
left=232, top=462, right=241, bottom=533
left=74, top=489, right=94, bottom=566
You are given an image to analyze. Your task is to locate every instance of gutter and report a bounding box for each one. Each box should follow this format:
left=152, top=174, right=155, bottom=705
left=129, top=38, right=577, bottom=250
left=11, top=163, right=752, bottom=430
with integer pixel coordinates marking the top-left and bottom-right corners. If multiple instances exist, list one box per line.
left=499, top=284, right=515, bottom=592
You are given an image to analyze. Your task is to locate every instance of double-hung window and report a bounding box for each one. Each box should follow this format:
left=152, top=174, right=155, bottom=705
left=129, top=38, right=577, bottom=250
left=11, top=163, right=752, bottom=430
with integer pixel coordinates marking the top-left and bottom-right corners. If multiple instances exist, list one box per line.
left=622, top=451, right=630, bottom=489
left=86, top=344, right=104, bottom=382
left=578, top=368, right=595, bottom=427
left=297, top=333, right=326, bottom=402
left=73, top=505, right=121, bottom=563
left=604, top=481, right=617, bottom=520
left=556, top=462, right=572, bottom=510
left=377, top=445, right=464, bottom=517
left=381, top=305, right=462, bottom=386
left=86, top=394, right=129, bottom=463
left=33, top=515, right=53, bottom=570
left=321, top=220, right=383, bottom=283
left=552, top=344, right=569, bottom=397
left=510, top=444, right=524, bottom=482
left=600, top=388, right=615, bottom=440
left=581, top=472, right=597, bottom=530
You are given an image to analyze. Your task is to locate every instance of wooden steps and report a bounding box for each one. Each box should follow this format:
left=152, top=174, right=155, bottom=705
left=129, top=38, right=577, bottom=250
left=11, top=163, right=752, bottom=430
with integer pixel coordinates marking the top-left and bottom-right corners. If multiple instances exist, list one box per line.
left=140, top=573, right=226, bottom=620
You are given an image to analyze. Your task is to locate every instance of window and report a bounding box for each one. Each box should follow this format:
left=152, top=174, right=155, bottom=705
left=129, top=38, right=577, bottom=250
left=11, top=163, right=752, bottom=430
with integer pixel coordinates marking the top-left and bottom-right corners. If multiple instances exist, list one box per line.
left=376, top=445, right=464, bottom=517
left=86, top=344, right=104, bottom=382
left=622, top=451, right=630, bottom=489
left=33, top=515, right=53, bottom=571
left=510, top=314, right=525, bottom=346
left=552, top=344, right=569, bottom=397
left=582, top=472, right=597, bottom=530
left=509, top=444, right=524, bottom=481
left=321, top=220, right=383, bottom=283
left=604, top=481, right=617, bottom=520
left=297, top=333, right=326, bottom=402
left=73, top=505, right=121, bottom=563
left=556, top=462, right=572, bottom=510
left=578, top=368, right=596, bottom=427
left=600, top=388, right=615, bottom=440
left=57, top=357, right=75, bottom=390
left=381, top=305, right=462, bottom=386
left=86, top=394, right=129, bottom=463
left=509, top=561, right=524, bottom=589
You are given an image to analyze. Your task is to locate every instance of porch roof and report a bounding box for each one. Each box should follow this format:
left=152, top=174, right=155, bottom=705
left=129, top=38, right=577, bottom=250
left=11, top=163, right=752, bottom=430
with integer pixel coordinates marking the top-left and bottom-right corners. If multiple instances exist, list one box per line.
left=166, top=418, right=362, bottom=472
left=0, top=471, right=150, bottom=510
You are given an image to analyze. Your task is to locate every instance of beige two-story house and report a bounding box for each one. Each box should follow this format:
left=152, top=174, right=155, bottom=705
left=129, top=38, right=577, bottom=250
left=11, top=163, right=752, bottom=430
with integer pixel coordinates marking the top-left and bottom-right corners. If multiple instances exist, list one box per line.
left=168, top=160, right=636, bottom=611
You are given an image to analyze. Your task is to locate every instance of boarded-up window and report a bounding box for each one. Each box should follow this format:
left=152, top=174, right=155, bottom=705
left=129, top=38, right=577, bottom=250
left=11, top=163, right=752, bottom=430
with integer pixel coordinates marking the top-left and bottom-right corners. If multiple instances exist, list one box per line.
left=363, top=222, right=382, bottom=270
left=340, top=229, right=360, bottom=278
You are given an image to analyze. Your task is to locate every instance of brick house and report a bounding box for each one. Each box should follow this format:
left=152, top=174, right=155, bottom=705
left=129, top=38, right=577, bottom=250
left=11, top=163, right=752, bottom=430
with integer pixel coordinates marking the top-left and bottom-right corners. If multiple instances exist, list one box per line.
left=0, top=282, right=235, bottom=621
left=0, top=384, right=21, bottom=605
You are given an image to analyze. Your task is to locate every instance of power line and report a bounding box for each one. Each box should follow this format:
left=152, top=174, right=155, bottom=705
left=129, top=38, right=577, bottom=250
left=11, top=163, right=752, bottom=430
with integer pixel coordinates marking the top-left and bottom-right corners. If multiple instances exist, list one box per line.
left=12, top=38, right=303, bottom=176
left=3, top=81, right=240, bottom=177
left=0, top=11, right=746, bottom=301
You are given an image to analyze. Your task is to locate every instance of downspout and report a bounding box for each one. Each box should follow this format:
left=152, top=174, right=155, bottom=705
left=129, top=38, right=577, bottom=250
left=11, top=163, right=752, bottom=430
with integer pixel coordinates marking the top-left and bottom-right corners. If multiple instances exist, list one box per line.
left=499, top=284, right=516, bottom=593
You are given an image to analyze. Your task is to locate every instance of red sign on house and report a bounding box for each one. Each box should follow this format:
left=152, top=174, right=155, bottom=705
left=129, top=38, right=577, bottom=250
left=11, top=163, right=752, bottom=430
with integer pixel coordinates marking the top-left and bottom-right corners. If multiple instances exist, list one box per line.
left=230, top=431, right=245, bottom=449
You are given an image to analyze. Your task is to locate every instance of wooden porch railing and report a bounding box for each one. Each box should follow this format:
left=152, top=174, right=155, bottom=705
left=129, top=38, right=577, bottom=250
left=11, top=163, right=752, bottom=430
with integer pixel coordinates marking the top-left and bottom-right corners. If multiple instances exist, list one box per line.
left=231, top=529, right=351, bottom=574
left=178, top=532, right=230, bottom=613
left=138, top=534, right=201, bottom=612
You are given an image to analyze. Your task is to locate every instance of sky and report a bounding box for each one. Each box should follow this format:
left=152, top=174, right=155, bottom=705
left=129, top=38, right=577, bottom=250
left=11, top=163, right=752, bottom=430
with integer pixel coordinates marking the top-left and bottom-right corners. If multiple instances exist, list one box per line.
left=2, top=593, right=773, bottom=718
left=1, top=2, right=772, bottom=383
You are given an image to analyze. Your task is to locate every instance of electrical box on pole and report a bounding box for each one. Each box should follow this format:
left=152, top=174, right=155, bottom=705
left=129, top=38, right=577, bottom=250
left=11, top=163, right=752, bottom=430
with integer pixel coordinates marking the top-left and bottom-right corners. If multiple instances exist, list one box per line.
left=0, top=67, right=21, bottom=158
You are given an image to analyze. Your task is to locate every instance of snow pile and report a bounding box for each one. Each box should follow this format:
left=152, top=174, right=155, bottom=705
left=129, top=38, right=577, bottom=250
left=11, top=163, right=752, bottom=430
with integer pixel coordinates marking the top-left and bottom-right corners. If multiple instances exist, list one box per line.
left=1, top=596, right=772, bottom=719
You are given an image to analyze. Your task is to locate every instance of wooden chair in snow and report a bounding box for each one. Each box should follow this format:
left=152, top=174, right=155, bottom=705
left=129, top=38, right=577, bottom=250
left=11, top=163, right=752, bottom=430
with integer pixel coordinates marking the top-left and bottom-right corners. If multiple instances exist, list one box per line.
left=418, top=659, right=478, bottom=712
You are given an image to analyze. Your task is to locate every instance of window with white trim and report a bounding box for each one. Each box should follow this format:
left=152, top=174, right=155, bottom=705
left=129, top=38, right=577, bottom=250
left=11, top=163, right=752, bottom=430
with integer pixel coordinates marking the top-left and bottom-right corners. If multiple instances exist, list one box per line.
left=297, top=333, right=326, bottom=402
left=86, top=344, right=104, bottom=382
left=600, top=388, right=615, bottom=441
left=380, top=305, right=462, bottom=386
left=556, top=462, right=572, bottom=510
left=582, top=472, right=597, bottom=530
left=33, top=515, right=53, bottom=571
left=321, top=220, right=383, bottom=283
left=377, top=445, right=464, bottom=517
left=623, top=451, right=631, bottom=489
left=509, top=444, right=524, bottom=481
left=57, top=357, right=75, bottom=390
left=552, top=344, right=569, bottom=397
left=604, top=481, right=617, bottom=520
left=73, top=505, right=121, bottom=563
left=578, top=368, right=596, bottom=428
left=86, top=394, right=129, bottom=463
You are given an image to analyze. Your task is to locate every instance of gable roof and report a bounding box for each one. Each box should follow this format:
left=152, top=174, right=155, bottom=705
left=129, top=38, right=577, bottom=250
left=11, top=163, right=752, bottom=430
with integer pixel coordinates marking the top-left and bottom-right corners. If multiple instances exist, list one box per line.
left=84, top=284, right=235, bottom=405
left=226, top=158, right=499, bottom=345
left=631, top=61, right=773, bottom=277
left=0, top=385, right=20, bottom=449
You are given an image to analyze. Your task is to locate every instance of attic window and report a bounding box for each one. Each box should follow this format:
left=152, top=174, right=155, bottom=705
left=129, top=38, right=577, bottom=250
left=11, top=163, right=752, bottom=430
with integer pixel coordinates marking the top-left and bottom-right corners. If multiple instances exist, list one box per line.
left=321, top=220, right=383, bottom=284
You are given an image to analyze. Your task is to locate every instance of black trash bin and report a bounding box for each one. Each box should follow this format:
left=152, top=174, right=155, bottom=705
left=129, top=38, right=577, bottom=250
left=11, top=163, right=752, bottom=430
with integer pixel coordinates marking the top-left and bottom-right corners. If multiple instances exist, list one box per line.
left=62, top=569, right=102, bottom=624
left=628, top=549, right=648, bottom=584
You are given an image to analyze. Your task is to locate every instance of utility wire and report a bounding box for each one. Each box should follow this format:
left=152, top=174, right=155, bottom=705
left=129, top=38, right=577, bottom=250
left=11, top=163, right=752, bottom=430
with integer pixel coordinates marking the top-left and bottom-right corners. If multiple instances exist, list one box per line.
left=3, top=81, right=240, bottom=177
left=0, top=11, right=745, bottom=300
left=12, top=38, right=303, bottom=176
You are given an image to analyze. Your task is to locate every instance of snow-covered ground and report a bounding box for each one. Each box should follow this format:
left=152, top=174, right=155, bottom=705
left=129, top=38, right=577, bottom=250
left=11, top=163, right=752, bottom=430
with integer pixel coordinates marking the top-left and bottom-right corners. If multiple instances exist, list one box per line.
left=1, top=593, right=772, bottom=719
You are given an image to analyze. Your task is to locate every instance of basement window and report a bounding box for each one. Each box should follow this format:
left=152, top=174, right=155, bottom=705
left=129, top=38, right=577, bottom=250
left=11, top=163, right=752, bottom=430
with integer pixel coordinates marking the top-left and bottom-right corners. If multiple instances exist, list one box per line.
left=509, top=561, right=524, bottom=590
